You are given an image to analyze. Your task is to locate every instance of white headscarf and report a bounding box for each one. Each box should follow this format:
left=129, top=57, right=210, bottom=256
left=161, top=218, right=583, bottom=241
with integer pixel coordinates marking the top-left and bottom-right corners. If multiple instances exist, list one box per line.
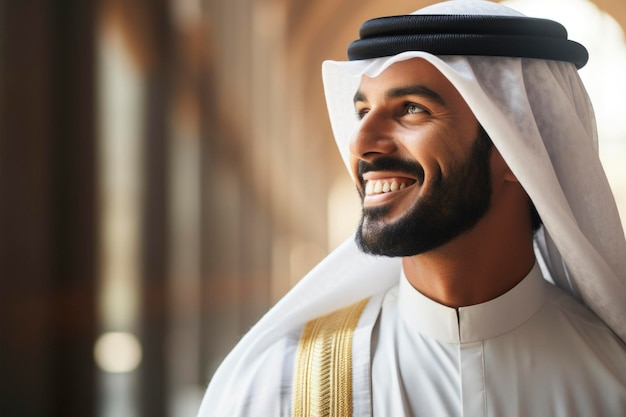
left=198, top=1, right=626, bottom=414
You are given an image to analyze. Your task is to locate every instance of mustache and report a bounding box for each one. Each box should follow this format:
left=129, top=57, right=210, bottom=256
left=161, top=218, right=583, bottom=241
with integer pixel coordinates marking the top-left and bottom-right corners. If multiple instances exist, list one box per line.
left=357, top=157, right=425, bottom=186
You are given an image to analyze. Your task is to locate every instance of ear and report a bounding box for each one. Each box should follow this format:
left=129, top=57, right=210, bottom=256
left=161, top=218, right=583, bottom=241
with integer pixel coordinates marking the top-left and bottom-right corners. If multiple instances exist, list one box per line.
left=491, top=147, right=519, bottom=183
left=503, top=165, right=518, bottom=183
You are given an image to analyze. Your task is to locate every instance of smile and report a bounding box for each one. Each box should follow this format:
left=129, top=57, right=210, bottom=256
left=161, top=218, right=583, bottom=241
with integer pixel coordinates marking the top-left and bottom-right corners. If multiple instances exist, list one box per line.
left=364, top=178, right=416, bottom=196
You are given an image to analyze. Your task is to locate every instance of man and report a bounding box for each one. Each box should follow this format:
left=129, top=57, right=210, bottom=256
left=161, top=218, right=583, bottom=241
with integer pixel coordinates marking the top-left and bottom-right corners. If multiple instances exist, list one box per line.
left=198, top=1, right=626, bottom=416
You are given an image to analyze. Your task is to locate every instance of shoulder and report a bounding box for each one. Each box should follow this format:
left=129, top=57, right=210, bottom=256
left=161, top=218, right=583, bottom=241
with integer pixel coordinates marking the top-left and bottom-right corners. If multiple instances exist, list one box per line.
left=485, top=281, right=626, bottom=414
left=199, top=326, right=303, bottom=417
left=542, top=282, right=625, bottom=349
left=532, top=282, right=626, bottom=382
left=199, top=295, right=385, bottom=417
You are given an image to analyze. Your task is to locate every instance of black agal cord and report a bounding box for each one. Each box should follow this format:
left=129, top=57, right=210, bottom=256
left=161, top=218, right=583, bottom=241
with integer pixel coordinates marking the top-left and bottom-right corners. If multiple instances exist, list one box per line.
left=347, top=15, right=588, bottom=68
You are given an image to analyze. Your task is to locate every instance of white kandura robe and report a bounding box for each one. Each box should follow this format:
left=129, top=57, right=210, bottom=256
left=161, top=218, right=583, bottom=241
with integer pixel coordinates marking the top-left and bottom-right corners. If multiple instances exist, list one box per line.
left=371, top=263, right=626, bottom=416
left=225, top=263, right=626, bottom=416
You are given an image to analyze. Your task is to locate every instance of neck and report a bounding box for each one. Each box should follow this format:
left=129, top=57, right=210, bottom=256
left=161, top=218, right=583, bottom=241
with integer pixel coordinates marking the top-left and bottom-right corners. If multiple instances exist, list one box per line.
left=402, top=188, right=536, bottom=308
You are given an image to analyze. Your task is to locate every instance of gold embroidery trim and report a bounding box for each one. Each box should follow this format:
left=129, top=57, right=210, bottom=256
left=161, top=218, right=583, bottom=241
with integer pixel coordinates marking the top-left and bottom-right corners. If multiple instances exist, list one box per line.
left=292, top=298, right=370, bottom=417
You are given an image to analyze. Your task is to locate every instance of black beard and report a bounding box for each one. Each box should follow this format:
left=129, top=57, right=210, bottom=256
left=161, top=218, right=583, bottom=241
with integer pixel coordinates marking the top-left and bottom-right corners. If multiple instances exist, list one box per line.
left=355, top=126, right=493, bottom=257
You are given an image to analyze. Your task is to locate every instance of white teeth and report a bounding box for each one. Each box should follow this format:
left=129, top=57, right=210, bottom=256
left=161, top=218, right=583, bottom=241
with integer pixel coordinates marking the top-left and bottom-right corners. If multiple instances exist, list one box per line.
left=365, top=179, right=412, bottom=196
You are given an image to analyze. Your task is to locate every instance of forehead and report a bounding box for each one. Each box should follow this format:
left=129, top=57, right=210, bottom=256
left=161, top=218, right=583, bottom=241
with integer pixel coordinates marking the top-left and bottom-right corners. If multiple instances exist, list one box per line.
left=356, top=58, right=464, bottom=103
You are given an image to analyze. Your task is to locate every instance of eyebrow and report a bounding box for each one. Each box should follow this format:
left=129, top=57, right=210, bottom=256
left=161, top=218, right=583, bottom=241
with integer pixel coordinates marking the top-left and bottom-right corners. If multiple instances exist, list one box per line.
left=353, top=84, right=446, bottom=106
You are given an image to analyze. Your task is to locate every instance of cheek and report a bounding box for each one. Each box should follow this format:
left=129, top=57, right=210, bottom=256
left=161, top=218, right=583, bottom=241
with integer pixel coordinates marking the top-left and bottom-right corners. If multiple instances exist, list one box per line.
left=402, top=139, right=447, bottom=184
left=399, top=123, right=463, bottom=161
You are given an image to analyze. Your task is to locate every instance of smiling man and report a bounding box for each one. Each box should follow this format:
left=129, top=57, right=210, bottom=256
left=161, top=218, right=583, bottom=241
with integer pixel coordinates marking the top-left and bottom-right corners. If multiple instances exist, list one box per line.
left=351, top=58, right=536, bottom=310
left=353, top=63, right=496, bottom=258
left=198, top=1, right=626, bottom=416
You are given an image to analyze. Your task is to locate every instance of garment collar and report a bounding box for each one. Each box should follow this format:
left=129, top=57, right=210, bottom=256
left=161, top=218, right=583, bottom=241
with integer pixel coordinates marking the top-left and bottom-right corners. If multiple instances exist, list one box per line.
left=398, top=262, right=546, bottom=343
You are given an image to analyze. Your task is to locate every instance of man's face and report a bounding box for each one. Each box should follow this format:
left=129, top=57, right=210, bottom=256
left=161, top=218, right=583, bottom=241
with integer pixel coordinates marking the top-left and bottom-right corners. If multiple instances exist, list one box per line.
left=350, top=58, right=494, bottom=257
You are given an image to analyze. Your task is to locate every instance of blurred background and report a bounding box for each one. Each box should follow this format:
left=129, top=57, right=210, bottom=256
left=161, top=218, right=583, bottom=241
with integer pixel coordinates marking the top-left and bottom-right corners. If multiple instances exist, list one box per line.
left=1, top=0, right=624, bottom=416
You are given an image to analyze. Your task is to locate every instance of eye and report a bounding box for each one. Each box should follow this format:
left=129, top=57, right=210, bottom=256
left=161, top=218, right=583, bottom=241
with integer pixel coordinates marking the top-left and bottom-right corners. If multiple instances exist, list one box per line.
left=356, top=108, right=370, bottom=120
left=405, top=102, right=426, bottom=115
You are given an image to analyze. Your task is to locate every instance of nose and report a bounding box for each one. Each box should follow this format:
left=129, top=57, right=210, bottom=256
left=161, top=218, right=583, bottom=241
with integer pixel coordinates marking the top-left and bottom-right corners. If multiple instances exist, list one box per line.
left=349, top=111, right=397, bottom=161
